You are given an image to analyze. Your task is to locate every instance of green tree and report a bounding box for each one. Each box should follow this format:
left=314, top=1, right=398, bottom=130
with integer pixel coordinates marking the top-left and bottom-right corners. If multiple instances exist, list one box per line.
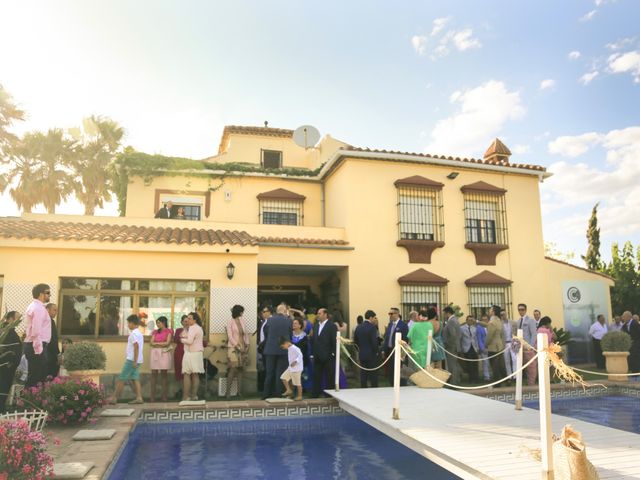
left=70, top=116, right=124, bottom=215
left=605, top=241, right=640, bottom=314
left=582, top=203, right=603, bottom=270
left=11, top=129, right=76, bottom=213
left=0, top=84, right=24, bottom=160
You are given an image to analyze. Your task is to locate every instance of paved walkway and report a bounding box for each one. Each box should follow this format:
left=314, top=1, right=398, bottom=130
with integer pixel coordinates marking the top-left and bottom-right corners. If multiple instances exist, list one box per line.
left=330, top=386, right=640, bottom=480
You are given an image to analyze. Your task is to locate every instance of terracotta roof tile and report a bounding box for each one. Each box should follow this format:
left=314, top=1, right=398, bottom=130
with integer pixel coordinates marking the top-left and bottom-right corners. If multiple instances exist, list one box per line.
left=0, top=218, right=257, bottom=247
left=219, top=125, right=294, bottom=154
left=341, top=146, right=545, bottom=173
left=465, top=270, right=512, bottom=286
left=256, top=236, right=349, bottom=246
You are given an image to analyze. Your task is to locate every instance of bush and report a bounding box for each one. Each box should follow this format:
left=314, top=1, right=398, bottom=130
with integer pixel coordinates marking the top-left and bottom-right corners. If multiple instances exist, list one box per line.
left=19, top=377, right=104, bottom=425
left=601, top=330, right=632, bottom=352
left=63, top=342, right=106, bottom=371
left=0, top=419, right=53, bottom=480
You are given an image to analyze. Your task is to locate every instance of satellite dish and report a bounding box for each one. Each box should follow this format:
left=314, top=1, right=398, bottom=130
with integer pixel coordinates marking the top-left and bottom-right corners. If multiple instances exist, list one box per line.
left=293, top=125, right=321, bottom=149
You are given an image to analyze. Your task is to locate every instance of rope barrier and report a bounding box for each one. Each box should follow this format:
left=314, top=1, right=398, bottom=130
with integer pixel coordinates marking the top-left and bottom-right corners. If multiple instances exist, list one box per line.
left=339, top=342, right=398, bottom=372
left=432, top=341, right=510, bottom=362
left=566, top=366, right=640, bottom=377
left=402, top=344, right=540, bottom=390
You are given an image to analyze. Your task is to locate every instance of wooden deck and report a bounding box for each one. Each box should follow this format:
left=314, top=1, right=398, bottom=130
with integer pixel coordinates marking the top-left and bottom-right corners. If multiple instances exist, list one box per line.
left=330, top=387, right=640, bottom=480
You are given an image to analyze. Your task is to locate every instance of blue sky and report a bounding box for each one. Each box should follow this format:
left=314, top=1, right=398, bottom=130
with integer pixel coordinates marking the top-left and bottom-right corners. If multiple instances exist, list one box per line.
left=1, top=0, right=639, bottom=262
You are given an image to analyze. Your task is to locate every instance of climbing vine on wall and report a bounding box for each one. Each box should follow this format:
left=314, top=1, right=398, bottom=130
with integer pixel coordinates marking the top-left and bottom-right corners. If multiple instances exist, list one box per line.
left=108, top=147, right=323, bottom=216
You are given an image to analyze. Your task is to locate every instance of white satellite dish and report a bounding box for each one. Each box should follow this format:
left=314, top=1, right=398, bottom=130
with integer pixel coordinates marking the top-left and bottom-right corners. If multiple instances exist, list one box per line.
left=293, top=125, right=321, bottom=149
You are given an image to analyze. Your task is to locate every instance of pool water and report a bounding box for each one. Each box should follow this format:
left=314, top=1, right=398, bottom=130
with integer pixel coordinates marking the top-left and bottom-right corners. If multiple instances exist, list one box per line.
left=524, top=395, right=640, bottom=434
left=108, top=415, right=459, bottom=479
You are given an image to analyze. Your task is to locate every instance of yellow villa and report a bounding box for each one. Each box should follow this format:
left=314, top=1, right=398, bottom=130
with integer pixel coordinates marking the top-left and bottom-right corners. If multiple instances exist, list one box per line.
left=0, top=124, right=613, bottom=383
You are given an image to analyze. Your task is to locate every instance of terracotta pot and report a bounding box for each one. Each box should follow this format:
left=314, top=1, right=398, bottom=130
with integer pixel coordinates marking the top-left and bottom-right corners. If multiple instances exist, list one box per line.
left=603, top=351, right=630, bottom=382
left=68, top=369, right=102, bottom=386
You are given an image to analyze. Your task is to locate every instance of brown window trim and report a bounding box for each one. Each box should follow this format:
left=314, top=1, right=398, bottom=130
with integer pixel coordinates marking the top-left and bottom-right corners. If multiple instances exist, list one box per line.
left=464, top=242, right=509, bottom=265
left=154, top=189, right=211, bottom=218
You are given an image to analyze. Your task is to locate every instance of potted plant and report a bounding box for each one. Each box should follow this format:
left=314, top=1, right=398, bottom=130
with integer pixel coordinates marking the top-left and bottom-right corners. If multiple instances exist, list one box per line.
left=600, top=331, right=632, bottom=382
left=63, top=342, right=107, bottom=385
left=552, top=327, right=572, bottom=359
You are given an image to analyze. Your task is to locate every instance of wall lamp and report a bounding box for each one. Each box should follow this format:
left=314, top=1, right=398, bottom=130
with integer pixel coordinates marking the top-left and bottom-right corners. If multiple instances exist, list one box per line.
left=226, top=262, right=235, bottom=280
left=446, top=172, right=459, bottom=180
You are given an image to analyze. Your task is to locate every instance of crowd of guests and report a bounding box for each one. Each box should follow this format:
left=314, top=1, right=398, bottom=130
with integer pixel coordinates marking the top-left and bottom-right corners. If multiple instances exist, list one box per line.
left=589, top=310, right=640, bottom=373
left=350, top=303, right=559, bottom=388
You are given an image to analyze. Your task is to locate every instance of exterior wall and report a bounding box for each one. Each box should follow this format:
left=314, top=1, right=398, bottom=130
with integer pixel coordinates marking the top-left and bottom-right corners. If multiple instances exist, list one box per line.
left=125, top=175, right=325, bottom=227
left=0, top=244, right=258, bottom=374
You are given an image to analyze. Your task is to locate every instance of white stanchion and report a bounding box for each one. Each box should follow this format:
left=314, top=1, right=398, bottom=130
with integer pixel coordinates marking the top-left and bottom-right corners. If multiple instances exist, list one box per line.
left=335, top=331, right=341, bottom=392
left=537, top=333, right=554, bottom=479
left=426, top=329, right=433, bottom=366
left=515, top=328, right=523, bottom=410
left=392, top=332, right=401, bottom=420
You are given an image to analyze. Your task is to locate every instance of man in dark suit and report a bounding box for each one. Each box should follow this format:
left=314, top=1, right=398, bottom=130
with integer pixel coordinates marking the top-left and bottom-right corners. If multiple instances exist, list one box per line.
left=353, top=310, right=379, bottom=388
left=622, top=311, right=640, bottom=373
left=383, top=307, right=409, bottom=386
left=311, top=307, right=338, bottom=397
left=154, top=201, right=173, bottom=219
left=262, top=304, right=292, bottom=399
left=46, top=303, right=60, bottom=378
left=0, top=311, right=22, bottom=412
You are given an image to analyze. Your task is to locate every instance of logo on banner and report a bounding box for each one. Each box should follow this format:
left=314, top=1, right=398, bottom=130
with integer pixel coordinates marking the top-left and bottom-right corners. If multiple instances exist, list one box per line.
left=567, top=287, right=581, bottom=304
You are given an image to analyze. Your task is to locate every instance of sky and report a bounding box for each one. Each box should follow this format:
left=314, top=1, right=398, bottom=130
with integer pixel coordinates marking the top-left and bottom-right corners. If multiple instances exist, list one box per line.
left=1, top=0, right=639, bottom=263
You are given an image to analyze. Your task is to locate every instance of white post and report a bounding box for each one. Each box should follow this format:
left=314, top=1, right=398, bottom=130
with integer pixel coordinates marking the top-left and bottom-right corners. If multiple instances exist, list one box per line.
left=392, top=332, right=401, bottom=420
left=537, top=333, right=554, bottom=480
left=515, top=328, right=524, bottom=410
left=426, top=329, right=433, bottom=367
left=335, top=331, right=341, bottom=392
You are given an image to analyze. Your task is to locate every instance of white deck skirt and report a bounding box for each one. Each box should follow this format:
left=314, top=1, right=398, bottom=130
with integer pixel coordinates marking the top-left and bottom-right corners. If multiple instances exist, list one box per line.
left=330, top=387, right=640, bottom=480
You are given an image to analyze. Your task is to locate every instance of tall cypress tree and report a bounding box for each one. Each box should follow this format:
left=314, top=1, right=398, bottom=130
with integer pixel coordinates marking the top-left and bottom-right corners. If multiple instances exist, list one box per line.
left=582, top=203, right=603, bottom=271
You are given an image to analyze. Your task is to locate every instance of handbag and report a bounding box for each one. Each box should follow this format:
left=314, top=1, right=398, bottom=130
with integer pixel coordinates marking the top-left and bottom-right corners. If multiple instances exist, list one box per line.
left=552, top=425, right=599, bottom=480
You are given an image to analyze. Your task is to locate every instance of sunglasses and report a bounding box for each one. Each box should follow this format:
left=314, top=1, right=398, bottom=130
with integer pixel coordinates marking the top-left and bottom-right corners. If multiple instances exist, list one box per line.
left=44, top=291, right=51, bottom=295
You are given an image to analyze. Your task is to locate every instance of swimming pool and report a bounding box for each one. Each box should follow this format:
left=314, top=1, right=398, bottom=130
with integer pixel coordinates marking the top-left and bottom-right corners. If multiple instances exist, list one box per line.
left=524, top=395, right=640, bottom=434
left=108, top=415, right=459, bottom=479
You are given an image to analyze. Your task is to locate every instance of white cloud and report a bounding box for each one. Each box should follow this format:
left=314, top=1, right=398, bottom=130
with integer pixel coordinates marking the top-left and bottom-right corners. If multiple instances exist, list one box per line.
left=580, top=10, right=597, bottom=21
left=411, top=35, right=428, bottom=56
left=608, top=51, right=640, bottom=83
left=579, top=71, right=599, bottom=85
left=431, top=17, right=451, bottom=37
left=568, top=51, right=581, bottom=60
left=412, top=17, right=481, bottom=60
left=548, top=132, right=602, bottom=157
left=543, top=126, right=640, bottom=237
left=425, top=80, right=525, bottom=157
left=512, top=144, right=531, bottom=155
left=606, top=37, right=635, bottom=51
left=539, top=79, right=555, bottom=90
left=452, top=29, right=482, bottom=51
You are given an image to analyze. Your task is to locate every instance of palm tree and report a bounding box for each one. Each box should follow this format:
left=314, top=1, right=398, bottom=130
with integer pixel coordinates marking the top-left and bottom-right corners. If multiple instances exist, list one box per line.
left=70, top=116, right=124, bottom=215
left=0, top=84, right=25, bottom=161
left=10, top=129, right=76, bottom=214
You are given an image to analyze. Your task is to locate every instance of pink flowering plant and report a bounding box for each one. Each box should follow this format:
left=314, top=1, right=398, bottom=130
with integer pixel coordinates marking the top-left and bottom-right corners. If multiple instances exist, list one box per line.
left=0, top=419, right=54, bottom=480
left=19, top=376, right=104, bottom=425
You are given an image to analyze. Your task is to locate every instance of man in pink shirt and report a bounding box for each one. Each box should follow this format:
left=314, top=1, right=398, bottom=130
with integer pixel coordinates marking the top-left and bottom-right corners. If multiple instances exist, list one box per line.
left=24, top=283, right=52, bottom=387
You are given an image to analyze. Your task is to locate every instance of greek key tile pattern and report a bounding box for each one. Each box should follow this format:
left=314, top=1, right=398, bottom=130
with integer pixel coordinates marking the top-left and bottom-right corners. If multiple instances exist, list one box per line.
left=138, top=404, right=344, bottom=422
left=210, top=287, right=258, bottom=334
left=484, top=384, right=633, bottom=403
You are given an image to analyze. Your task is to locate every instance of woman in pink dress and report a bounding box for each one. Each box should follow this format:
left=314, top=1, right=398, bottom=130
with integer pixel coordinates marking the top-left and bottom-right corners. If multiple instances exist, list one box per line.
left=173, top=315, right=188, bottom=392
left=150, top=316, right=173, bottom=402
left=226, top=305, right=249, bottom=398
left=537, top=316, right=555, bottom=345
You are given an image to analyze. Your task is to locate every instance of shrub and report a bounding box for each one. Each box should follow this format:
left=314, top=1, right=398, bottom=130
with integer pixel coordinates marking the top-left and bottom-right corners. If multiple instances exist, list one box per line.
left=601, top=330, right=632, bottom=352
left=63, top=342, right=106, bottom=371
left=19, top=377, right=104, bottom=425
left=0, top=419, right=54, bottom=480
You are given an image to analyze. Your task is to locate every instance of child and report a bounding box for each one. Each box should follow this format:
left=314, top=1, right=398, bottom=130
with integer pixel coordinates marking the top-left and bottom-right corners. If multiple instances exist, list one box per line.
left=107, top=315, right=144, bottom=405
left=279, top=336, right=303, bottom=401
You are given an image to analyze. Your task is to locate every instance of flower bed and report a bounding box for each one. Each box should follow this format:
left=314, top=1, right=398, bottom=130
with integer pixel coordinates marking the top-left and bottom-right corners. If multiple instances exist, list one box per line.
left=0, top=419, right=53, bottom=480
left=19, top=376, right=104, bottom=425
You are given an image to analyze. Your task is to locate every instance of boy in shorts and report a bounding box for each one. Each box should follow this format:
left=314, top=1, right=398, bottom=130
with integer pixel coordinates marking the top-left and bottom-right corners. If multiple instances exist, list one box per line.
left=279, top=336, right=303, bottom=401
left=107, top=315, right=144, bottom=405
